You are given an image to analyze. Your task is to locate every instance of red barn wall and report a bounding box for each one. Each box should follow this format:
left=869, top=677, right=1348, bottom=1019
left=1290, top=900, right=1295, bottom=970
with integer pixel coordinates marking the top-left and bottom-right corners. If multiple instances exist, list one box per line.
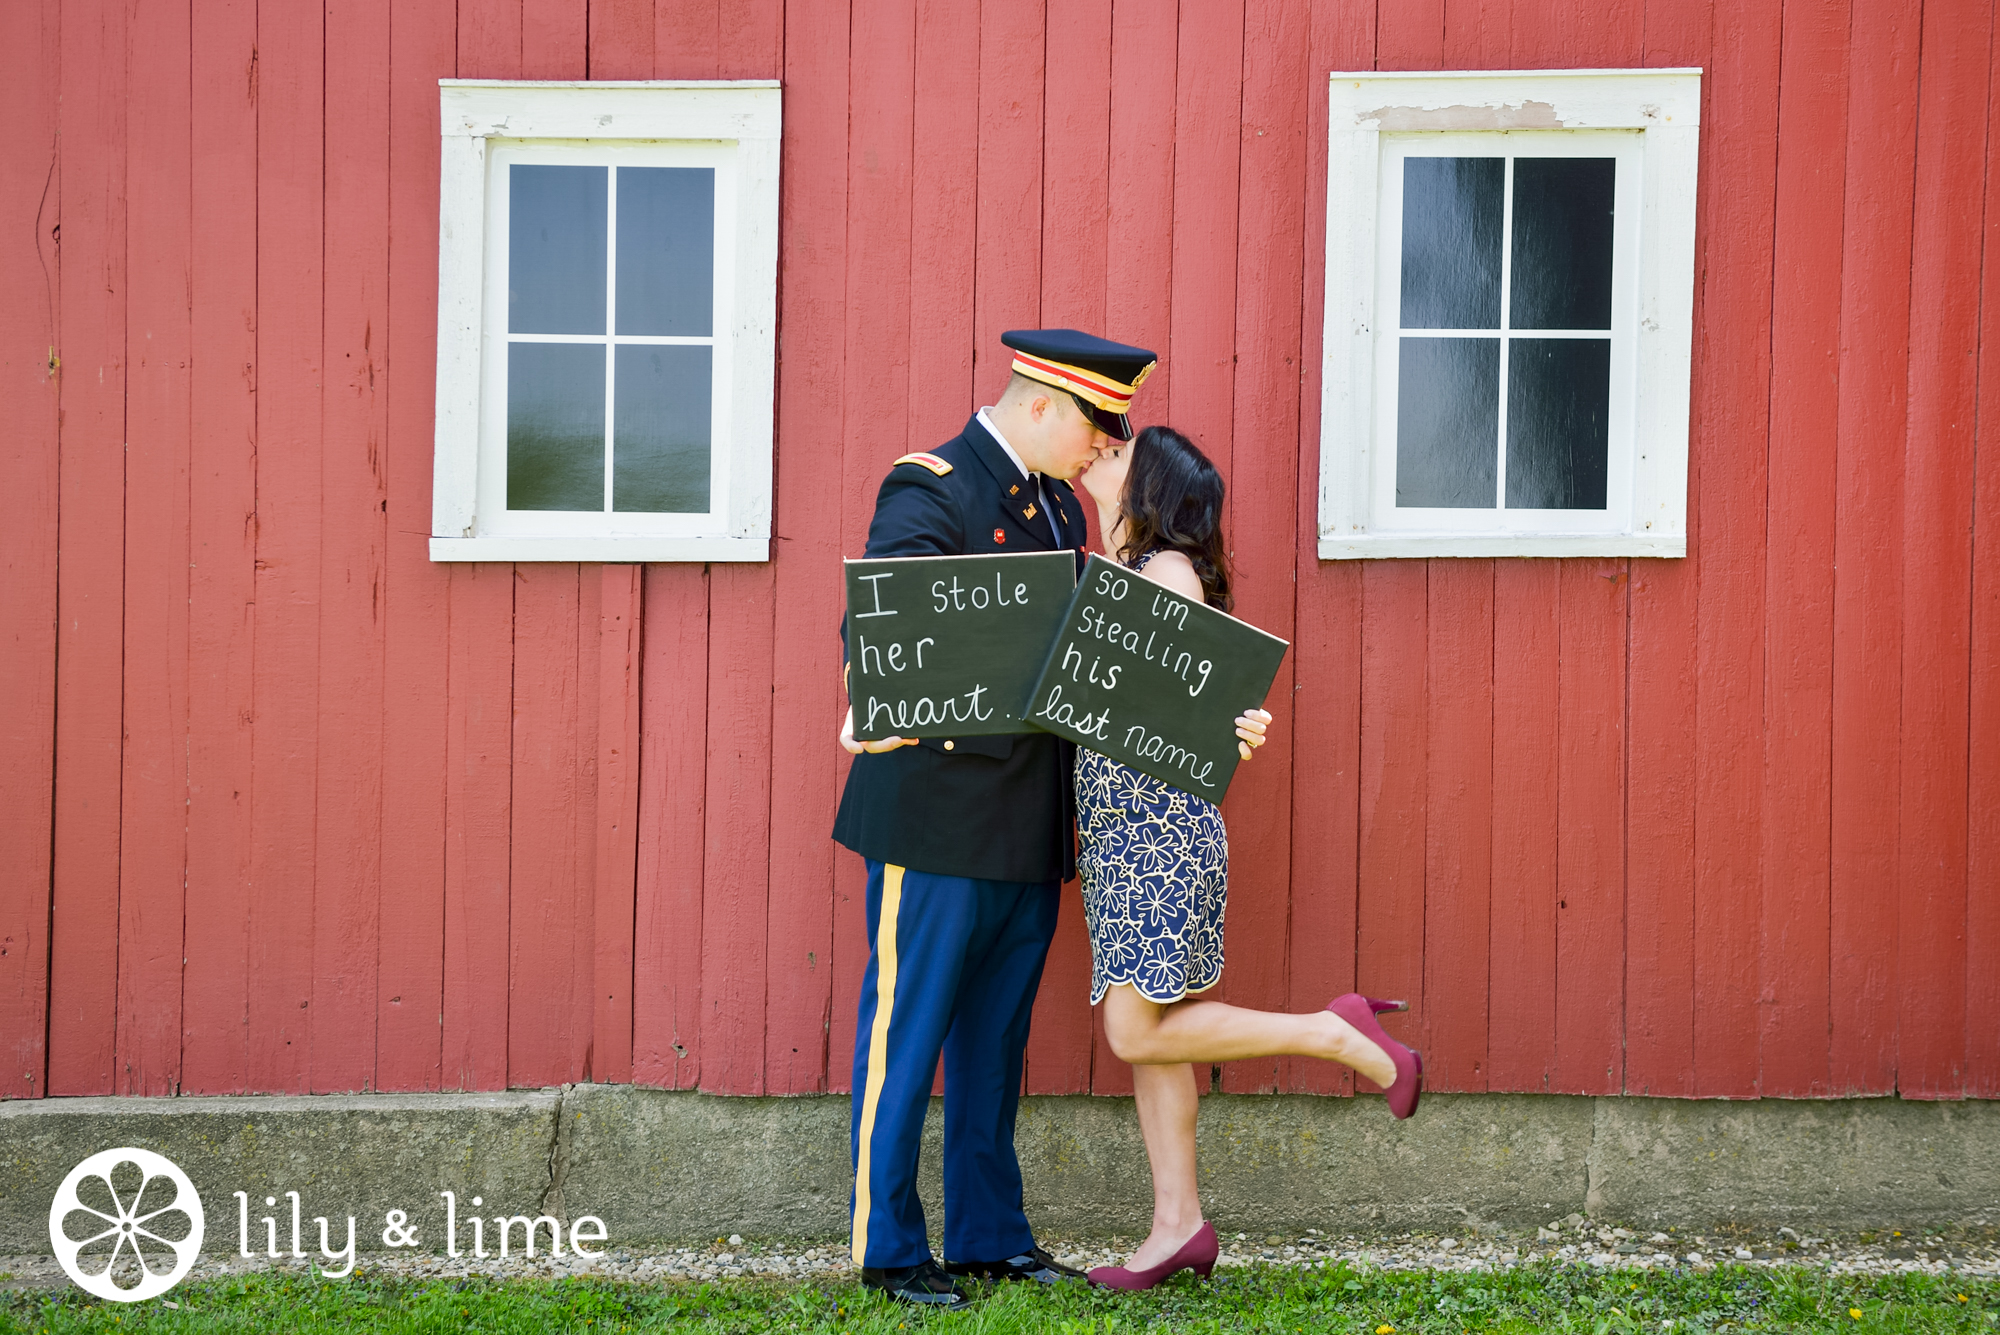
left=3, top=0, right=1997, bottom=1102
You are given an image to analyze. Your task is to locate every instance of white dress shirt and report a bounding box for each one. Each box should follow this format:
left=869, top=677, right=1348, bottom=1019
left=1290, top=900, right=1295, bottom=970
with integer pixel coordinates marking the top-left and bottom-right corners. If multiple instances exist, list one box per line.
left=976, top=408, right=1059, bottom=545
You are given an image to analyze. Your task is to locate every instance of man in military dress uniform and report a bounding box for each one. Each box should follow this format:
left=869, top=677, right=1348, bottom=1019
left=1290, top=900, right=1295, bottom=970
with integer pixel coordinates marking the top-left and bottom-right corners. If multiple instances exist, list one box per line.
left=833, top=330, right=1158, bottom=1310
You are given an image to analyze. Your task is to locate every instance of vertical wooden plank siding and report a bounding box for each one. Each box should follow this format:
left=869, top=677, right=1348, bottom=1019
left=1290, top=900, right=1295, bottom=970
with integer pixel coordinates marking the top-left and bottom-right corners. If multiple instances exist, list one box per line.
left=1487, top=563, right=1561, bottom=1090
left=180, top=0, right=260, bottom=1096
left=521, top=0, right=587, bottom=80
left=593, top=567, right=643, bottom=1085
left=1283, top=0, right=1375, bottom=1100
left=1757, top=0, right=1848, bottom=1098
left=1827, top=0, right=1916, bottom=1098
left=736, top=0, right=815, bottom=1096
left=657, top=0, right=720, bottom=74
left=691, top=0, right=776, bottom=1096
left=1620, top=0, right=1710, bottom=1110
left=48, top=0, right=130, bottom=1096
left=13, top=0, right=2000, bottom=1102
left=972, top=0, right=1045, bottom=407
left=1968, top=37, right=2000, bottom=1098
left=699, top=561, right=776, bottom=1095
left=1691, top=0, right=1781, bottom=1099
left=764, top=0, right=843, bottom=1094
left=1355, top=562, right=1428, bottom=1086
left=0, top=0, right=61, bottom=1101
left=246, top=0, right=327, bottom=1094
left=508, top=565, right=588, bottom=1087
left=1553, top=563, right=1628, bottom=1094
left=1623, top=551, right=1699, bottom=1097
left=590, top=0, right=655, bottom=79
left=443, top=558, right=515, bottom=1090
left=117, top=0, right=195, bottom=1096
left=633, top=567, right=709, bottom=1091
left=375, top=0, right=459, bottom=1094
left=1223, top=0, right=1308, bottom=1093
left=1422, top=562, right=1493, bottom=1091
left=719, top=0, right=783, bottom=79
left=316, top=0, right=394, bottom=1093
left=749, top=0, right=850, bottom=1099
left=1896, top=0, right=1987, bottom=1099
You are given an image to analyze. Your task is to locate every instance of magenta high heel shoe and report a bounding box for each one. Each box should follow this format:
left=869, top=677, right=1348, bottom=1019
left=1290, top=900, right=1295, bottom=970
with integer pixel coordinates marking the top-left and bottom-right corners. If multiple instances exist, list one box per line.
left=1087, top=1221, right=1218, bottom=1290
left=1327, top=992, right=1423, bottom=1119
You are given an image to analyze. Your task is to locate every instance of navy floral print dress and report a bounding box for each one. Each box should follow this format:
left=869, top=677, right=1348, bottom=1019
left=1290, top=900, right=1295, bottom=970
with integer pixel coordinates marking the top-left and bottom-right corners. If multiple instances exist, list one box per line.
left=1075, top=552, right=1230, bottom=1005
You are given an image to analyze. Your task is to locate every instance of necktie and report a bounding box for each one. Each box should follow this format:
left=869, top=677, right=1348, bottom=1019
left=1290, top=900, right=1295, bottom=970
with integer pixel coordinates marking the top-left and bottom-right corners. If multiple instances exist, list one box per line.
left=1031, top=475, right=1060, bottom=546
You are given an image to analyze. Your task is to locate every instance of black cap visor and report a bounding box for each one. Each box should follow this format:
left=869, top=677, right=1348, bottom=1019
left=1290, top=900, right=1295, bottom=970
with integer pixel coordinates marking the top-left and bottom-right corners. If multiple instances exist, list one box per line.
left=1072, top=392, right=1133, bottom=442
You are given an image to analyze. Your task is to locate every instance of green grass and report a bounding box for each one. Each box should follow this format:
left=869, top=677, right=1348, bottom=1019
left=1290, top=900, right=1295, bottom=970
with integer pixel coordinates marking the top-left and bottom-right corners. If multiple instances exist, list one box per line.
left=4, top=1263, right=1994, bottom=1334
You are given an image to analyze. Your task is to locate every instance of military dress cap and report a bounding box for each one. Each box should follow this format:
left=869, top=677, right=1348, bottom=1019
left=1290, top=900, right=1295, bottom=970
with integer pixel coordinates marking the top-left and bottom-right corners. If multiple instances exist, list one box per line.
left=1001, top=329, right=1157, bottom=441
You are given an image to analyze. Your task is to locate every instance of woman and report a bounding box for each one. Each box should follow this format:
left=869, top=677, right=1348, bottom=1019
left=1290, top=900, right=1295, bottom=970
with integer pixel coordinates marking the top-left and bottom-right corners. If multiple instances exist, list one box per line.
left=1073, top=424, right=1423, bottom=1291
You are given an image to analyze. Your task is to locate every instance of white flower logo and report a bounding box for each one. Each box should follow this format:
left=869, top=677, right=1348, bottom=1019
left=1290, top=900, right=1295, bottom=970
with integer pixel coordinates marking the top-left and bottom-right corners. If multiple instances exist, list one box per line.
left=50, top=1148, right=205, bottom=1302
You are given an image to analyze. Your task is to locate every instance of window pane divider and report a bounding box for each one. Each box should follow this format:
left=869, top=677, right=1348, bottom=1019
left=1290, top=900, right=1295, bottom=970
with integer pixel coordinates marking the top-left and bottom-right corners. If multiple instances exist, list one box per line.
left=506, top=333, right=716, bottom=344
left=603, top=165, right=619, bottom=513
left=1495, top=156, right=1514, bottom=511
left=1397, top=328, right=1609, bottom=338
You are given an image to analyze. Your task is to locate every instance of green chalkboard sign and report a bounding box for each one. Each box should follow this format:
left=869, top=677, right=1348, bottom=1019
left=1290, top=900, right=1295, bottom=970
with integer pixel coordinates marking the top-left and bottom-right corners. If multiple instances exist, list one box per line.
left=846, top=550, right=1078, bottom=741
left=1024, top=553, right=1289, bottom=800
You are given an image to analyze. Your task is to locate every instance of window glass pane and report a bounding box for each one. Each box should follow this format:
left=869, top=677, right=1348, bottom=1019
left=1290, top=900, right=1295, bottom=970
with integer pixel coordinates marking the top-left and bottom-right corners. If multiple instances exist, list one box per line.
left=1400, top=157, right=1503, bottom=330
left=508, top=342, right=606, bottom=511
left=614, top=344, right=712, bottom=512
left=1506, top=338, right=1610, bottom=509
left=1509, top=158, right=1615, bottom=330
left=1396, top=337, right=1498, bottom=508
left=510, top=165, right=608, bottom=335
left=616, top=167, right=715, bottom=337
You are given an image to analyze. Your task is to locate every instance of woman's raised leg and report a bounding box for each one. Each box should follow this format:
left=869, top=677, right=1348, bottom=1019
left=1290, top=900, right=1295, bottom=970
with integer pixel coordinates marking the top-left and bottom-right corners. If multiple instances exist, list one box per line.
left=1101, top=984, right=1399, bottom=1089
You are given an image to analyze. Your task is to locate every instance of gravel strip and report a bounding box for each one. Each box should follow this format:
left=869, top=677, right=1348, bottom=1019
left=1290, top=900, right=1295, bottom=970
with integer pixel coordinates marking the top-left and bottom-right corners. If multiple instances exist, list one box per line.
left=4, top=1223, right=1995, bottom=1292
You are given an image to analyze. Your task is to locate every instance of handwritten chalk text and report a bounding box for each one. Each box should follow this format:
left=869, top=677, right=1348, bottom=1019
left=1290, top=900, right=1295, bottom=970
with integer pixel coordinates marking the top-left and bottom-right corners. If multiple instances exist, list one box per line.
left=932, top=572, right=1031, bottom=613
left=1032, top=684, right=1111, bottom=739
left=1121, top=724, right=1217, bottom=789
left=864, top=684, right=996, bottom=733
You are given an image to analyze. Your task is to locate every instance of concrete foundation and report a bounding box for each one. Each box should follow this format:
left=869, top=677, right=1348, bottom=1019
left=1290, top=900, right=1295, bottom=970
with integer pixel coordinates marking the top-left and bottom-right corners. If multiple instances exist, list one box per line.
left=5, top=1087, right=1995, bottom=1254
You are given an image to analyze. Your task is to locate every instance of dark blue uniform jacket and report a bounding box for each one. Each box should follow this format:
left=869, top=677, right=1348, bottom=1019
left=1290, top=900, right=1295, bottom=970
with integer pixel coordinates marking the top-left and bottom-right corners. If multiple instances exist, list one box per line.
left=832, top=414, right=1091, bottom=883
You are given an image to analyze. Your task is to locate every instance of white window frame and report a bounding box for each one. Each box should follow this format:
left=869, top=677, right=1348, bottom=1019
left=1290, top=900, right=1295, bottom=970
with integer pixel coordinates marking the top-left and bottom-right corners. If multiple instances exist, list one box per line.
left=1318, top=69, right=1700, bottom=560
left=431, top=80, right=780, bottom=562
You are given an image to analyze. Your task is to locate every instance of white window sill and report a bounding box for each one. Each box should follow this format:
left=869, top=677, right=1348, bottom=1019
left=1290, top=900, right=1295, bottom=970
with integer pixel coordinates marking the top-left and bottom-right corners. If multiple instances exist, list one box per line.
left=1317, top=531, right=1685, bottom=560
left=430, top=535, right=769, bottom=563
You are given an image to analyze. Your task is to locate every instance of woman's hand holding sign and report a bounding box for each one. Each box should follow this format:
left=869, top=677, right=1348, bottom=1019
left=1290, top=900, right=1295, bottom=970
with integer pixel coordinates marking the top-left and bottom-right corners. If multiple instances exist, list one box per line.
left=1234, top=707, right=1272, bottom=761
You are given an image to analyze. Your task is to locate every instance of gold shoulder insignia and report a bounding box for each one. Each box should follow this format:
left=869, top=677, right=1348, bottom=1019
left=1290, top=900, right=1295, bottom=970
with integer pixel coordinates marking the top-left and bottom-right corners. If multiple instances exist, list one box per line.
left=892, top=451, right=953, bottom=476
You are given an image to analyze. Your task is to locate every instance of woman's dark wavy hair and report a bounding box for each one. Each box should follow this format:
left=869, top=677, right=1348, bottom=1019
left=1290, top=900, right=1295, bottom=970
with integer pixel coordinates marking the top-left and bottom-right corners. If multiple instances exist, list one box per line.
left=1116, top=425, right=1232, bottom=612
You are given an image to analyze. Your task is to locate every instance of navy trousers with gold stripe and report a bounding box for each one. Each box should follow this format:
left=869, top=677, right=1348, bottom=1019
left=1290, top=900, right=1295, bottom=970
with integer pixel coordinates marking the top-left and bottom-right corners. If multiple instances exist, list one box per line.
left=849, top=860, right=1060, bottom=1269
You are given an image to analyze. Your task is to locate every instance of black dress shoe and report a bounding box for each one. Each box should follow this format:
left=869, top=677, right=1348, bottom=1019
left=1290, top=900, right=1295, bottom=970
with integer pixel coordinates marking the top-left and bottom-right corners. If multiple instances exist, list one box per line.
left=944, top=1245, right=1087, bottom=1284
left=859, top=1258, right=974, bottom=1310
